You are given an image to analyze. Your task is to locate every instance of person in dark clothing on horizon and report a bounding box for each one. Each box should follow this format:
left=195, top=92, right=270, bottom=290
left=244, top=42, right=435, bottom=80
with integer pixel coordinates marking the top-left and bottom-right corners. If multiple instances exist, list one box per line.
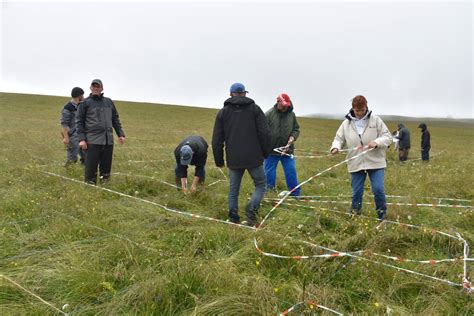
left=396, top=123, right=410, bottom=162
left=418, top=123, right=431, bottom=161
left=76, top=79, right=125, bottom=184
left=174, top=135, right=208, bottom=194
left=212, top=82, right=271, bottom=227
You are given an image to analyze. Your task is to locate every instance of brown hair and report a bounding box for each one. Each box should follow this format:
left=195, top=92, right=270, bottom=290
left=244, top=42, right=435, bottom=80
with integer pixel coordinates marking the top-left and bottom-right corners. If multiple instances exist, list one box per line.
left=352, top=95, right=367, bottom=109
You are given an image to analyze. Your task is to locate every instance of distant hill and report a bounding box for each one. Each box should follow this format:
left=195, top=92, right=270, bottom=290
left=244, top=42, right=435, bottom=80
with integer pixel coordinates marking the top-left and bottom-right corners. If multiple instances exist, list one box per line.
left=304, top=113, right=474, bottom=124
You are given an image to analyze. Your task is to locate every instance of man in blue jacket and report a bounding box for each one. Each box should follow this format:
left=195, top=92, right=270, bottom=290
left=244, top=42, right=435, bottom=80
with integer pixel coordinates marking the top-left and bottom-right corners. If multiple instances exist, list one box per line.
left=76, top=79, right=125, bottom=184
left=212, top=83, right=271, bottom=226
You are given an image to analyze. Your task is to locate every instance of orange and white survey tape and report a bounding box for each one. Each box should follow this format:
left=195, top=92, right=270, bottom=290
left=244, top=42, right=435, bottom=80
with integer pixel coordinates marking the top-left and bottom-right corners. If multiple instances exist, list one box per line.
left=260, top=200, right=474, bottom=285
left=254, top=147, right=473, bottom=290
left=295, top=195, right=472, bottom=203
left=297, top=237, right=467, bottom=288
left=273, top=146, right=331, bottom=159
left=259, top=147, right=374, bottom=229
left=280, top=300, right=343, bottom=315
left=458, top=233, right=473, bottom=292
left=255, top=232, right=470, bottom=288
left=42, top=171, right=256, bottom=231
left=262, top=199, right=460, bottom=239
left=279, top=198, right=473, bottom=210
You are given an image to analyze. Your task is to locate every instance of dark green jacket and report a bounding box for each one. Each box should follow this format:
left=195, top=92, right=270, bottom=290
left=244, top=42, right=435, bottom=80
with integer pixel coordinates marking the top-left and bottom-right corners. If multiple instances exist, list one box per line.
left=265, top=103, right=300, bottom=155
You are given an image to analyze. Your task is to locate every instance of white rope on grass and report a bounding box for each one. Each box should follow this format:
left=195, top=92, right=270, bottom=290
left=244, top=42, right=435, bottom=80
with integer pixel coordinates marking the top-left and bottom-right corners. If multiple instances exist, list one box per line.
left=294, top=195, right=472, bottom=203
left=280, top=300, right=343, bottom=315
left=274, top=198, right=473, bottom=210
left=254, top=146, right=473, bottom=291
left=0, top=274, right=67, bottom=315
left=42, top=171, right=256, bottom=232
left=259, top=147, right=374, bottom=229
left=262, top=199, right=461, bottom=239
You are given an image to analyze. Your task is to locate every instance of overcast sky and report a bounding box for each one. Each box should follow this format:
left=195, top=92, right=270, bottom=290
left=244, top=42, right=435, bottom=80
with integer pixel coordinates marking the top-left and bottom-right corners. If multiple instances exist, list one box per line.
left=1, top=0, right=472, bottom=118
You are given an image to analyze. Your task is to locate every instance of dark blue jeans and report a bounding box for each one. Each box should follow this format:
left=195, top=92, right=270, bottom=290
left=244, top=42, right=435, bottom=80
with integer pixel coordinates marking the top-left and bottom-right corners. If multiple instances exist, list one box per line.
left=264, top=155, right=300, bottom=196
left=421, top=149, right=430, bottom=161
left=350, top=168, right=387, bottom=219
left=228, top=166, right=266, bottom=223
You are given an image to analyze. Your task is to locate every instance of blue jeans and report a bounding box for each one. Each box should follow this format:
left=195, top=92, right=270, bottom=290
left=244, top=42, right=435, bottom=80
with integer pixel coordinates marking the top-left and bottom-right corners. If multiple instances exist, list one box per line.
left=264, top=155, right=300, bottom=196
left=351, top=168, right=387, bottom=219
left=228, top=166, right=266, bottom=223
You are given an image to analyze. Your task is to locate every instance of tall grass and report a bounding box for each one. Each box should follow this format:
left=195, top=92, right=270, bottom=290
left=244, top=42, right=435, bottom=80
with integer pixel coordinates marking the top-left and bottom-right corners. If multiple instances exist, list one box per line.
left=0, top=92, right=473, bottom=315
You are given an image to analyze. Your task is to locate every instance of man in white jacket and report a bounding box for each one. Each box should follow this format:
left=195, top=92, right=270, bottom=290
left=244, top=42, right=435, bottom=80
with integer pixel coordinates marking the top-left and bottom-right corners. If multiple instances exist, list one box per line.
left=330, top=95, right=392, bottom=221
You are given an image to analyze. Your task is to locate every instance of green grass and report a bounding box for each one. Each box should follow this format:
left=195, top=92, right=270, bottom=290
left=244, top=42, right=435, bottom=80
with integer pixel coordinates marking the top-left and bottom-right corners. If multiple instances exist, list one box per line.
left=0, top=92, right=473, bottom=315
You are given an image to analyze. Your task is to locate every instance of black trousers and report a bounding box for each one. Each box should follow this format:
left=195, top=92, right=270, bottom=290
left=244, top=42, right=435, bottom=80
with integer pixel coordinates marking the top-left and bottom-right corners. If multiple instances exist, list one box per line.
left=84, top=144, right=114, bottom=184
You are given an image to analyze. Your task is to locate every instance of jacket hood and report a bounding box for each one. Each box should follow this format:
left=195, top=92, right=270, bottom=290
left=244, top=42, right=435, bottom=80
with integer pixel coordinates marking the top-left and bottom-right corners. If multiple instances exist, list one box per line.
left=418, top=123, right=427, bottom=131
left=345, top=108, right=372, bottom=121
left=224, top=96, right=255, bottom=107
left=90, top=93, right=104, bottom=100
left=398, top=123, right=405, bottom=129
left=273, top=102, right=294, bottom=113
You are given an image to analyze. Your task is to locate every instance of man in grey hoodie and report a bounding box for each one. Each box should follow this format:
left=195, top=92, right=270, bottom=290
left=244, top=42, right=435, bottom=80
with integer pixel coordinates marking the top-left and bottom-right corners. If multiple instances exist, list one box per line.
left=60, top=87, right=85, bottom=166
left=396, top=123, right=411, bottom=162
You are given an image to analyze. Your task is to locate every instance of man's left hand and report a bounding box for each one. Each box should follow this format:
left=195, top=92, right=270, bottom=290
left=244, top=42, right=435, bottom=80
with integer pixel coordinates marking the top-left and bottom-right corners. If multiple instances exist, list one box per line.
left=118, top=136, right=125, bottom=145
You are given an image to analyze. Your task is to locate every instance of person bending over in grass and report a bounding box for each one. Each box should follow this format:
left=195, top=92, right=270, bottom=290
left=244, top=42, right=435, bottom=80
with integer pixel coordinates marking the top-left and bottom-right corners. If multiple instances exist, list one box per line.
left=60, top=87, right=85, bottom=167
left=76, top=79, right=125, bottom=184
left=330, top=95, right=392, bottom=221
left=174, top=135, right=208, bottom=194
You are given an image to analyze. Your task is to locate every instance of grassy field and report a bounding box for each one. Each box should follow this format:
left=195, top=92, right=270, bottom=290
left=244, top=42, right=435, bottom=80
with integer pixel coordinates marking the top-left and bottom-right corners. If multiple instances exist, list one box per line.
left=0, top=92, right=473, bottom=315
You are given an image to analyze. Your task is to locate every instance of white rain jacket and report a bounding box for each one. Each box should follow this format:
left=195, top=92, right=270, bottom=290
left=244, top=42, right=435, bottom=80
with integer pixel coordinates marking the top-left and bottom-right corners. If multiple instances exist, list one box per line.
left=330, top=110, right=392, bottom=173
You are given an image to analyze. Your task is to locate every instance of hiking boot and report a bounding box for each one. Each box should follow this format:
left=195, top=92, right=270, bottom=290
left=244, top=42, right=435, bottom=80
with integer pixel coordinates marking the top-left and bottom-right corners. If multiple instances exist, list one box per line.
left=349, top=209, right=361, bottom=216
left=242, top=219, right=259, bottom=228
left=377, top=210, right=387, bottom=222
left=228, top=210, right=240, bottom=224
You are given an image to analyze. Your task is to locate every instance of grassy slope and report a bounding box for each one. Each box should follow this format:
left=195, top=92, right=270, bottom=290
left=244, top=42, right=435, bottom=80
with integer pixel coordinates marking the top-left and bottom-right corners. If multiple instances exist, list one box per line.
left=0, top=92, right=473, bottom=315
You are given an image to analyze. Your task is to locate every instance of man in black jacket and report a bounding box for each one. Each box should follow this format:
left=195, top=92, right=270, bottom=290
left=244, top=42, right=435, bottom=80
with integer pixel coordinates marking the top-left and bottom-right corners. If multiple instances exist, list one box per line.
left=77, top=79, right=125, bottom=184
left=418, top=123, right=431, bottom=161
left=174, top=135, right=208, bottom=194
left=212, top=83, right=271, bottom=226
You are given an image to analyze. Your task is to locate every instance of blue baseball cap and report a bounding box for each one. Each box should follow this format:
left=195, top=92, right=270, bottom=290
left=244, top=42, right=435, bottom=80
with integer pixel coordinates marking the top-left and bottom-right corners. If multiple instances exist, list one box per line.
left=180, top=145, right=193, bottom=165
left=230, top=83, right=248, bottom=94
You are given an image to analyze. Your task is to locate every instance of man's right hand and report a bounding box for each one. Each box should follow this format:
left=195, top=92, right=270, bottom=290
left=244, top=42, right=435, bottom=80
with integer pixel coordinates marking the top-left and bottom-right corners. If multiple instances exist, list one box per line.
left=79, top=140, right=88, bottom=150
left=330, top=148, right=339, bottom=155
left=63, top=136, right=70, bottom=145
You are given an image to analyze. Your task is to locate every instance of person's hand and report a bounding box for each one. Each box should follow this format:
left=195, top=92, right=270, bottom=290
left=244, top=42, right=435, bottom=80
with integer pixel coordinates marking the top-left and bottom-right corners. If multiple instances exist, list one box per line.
left=79, top=140, right=88, bottom=150
left=331, top=148, right=339, bottom=155
left=288, top=136, right=295, bottom=145
left=118, top=136, right=125, bottom=145
left=63, top=136, right=70, bottom=145
left=368, top=141, right=378, bottom=149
